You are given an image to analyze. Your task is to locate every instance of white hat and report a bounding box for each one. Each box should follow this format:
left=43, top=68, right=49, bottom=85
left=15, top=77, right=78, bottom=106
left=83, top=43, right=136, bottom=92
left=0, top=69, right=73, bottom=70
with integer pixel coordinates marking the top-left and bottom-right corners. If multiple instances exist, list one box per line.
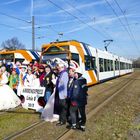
left=57, top=63, right=65, bottom=68
left=53, top=58, right=68, bottom=68
left=75, top=67, right=83, bottom=74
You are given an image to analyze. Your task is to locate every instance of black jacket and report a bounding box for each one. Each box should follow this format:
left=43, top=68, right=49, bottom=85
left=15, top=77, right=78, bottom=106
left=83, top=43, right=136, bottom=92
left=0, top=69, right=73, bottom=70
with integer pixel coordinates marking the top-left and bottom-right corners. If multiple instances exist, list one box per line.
left=43, top=72, right=56, bottom=93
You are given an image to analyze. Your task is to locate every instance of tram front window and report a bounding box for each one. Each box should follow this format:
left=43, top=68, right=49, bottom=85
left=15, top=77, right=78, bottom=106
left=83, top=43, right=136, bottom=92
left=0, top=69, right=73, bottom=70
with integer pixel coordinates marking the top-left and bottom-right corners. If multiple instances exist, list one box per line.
left=0, top=53, right=14, bottom=62
left=42, top=53, right=68, bottom=63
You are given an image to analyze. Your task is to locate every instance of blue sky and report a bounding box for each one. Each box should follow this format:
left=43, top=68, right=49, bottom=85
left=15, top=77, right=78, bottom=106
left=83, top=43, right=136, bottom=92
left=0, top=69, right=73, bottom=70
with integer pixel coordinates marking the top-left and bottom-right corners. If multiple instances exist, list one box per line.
left=0, top=0, right=140, bottom=59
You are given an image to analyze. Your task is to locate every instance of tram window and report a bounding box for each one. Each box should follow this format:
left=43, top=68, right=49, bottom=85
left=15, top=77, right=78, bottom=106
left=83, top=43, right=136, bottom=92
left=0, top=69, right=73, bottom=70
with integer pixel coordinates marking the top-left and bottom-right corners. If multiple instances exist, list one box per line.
left=120, top=62, right=125, bottom=70
left=127, top=63, right=129, bottom=69
left=99, top=58, right=104, bottom=72
left=61, top=45, right=69, bottom=50
left=117, top=61, right=119, bottom=70
left=47, top=46, right=61, bottom=53
left=124, top=63, right=126, bottom=69
left=115, top=61, right=117, bottom=70
left=71, top=53, right=79, bottom=64
left=120, top=62, right=123, bottom=70
left=85, top=56, right=92, bottom=70
left=115, top=60, right=119, bottom=70
left=15, top=58, right=25, bottom=63
left=110, top=60, right=113, bottom=71
left=0, top=53, right=14, bottom=60
left=128, top=64, right=130, bottom=69
left=107, top=60, right=110, bottom=71
left=123, top=63, right=125, bottom=69
left=90, top=57, right=96, bottom=70
left=104, top=59, right=108, bottom=71
left=126, top=63, right=128, bottom=69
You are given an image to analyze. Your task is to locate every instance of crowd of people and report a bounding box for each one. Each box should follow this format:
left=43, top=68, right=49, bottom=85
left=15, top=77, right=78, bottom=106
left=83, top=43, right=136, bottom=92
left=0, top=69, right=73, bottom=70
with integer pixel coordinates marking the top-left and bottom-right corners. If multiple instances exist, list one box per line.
left=0, top=58, right=88, bottom=131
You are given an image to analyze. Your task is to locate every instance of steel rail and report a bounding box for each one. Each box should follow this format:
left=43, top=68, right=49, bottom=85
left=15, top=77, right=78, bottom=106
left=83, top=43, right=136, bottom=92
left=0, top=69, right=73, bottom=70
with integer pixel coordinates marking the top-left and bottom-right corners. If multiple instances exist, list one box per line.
left=3, top=73, right=137, bottom=140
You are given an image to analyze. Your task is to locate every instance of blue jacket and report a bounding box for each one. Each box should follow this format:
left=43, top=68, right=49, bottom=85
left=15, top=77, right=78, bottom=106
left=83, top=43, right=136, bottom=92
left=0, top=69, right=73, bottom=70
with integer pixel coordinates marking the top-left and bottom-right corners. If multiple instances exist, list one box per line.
left=56, top=70, right=68, bottom=99
left=70, top=77, right=88, bottom=106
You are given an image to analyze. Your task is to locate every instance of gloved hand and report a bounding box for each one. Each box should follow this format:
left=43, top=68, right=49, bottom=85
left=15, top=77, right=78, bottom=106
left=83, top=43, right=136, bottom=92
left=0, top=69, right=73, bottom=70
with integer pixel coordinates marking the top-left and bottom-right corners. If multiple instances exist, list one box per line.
left=71, top=101, right=77, bottom=106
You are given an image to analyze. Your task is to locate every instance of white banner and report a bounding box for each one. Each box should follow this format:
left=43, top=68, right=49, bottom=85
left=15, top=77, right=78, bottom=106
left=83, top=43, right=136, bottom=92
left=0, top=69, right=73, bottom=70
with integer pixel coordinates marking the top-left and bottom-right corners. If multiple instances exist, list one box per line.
left=20, top=86, right=45, bottom=112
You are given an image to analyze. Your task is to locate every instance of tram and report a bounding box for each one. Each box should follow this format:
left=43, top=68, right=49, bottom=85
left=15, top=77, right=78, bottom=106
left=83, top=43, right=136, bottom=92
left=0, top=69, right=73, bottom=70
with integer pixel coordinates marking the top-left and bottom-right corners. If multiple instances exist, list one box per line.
left=0, top=49, right=40, bottom=64
left=41, top=40, right=133, bottom=86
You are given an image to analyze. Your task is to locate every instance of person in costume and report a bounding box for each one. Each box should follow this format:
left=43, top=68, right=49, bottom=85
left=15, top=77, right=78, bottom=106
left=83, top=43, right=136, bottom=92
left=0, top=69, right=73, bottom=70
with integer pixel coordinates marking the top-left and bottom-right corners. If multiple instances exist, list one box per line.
left=0, top=68, right=21, bottom=110
left=69, top=68, right=88, bottom=131
left=32, top=73, right=40, bottom=87
left=9, top=69, right=19, bottom=94
left=55, top=62, right=68, bottom=126
left=24, top=68, right=34, bottom=87
left=43, top=65, right=57, bottom=103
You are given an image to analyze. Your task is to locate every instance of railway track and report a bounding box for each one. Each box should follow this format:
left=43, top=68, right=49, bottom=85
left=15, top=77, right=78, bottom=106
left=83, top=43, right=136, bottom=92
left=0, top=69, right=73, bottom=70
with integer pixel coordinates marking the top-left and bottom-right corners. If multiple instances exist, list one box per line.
left=55, top=77, right=136, bottom=140
left=3, top=73, right=138, bottom=140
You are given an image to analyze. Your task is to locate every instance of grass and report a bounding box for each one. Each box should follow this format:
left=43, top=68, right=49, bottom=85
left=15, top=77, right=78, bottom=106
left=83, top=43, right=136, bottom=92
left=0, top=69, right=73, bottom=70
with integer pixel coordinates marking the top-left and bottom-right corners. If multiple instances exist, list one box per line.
left=0, top=108, right=40, bottom=139
left=68, top=75, right=140, bottom=140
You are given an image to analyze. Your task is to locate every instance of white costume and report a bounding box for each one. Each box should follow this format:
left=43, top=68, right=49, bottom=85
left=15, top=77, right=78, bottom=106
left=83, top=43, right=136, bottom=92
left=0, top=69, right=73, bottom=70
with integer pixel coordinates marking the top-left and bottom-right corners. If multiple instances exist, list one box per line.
left=0, top=73, right=21, bottom=110
left=41, top=88, right=59, bottom=122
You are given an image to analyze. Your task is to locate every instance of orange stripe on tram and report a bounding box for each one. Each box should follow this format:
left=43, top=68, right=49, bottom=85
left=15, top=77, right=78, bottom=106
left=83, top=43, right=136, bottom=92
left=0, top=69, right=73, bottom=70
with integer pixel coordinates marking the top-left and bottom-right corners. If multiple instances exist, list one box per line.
left=71, top=41, right=85, bottom=62
left=87, top=70, right=98, bottom=86
left=16, top=50, right=32, bottom=62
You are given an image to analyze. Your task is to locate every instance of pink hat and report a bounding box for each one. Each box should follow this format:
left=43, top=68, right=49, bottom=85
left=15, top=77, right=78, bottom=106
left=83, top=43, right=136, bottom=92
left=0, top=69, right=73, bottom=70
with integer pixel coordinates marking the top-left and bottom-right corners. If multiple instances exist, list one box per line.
left=69, top=60, right=79, bottom=70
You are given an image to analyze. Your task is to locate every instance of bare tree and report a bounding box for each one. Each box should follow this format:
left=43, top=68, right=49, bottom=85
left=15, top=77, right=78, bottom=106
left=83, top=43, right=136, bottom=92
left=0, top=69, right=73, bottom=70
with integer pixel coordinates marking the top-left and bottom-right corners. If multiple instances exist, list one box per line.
left=1, top=37, right=25, bottom=50
left=133, top=57, right=140, bottom=68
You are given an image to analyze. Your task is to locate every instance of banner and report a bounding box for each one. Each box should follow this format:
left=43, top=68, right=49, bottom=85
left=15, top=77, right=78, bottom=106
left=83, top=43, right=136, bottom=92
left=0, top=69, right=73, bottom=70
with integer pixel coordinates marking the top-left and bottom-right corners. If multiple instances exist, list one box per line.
left=20, top=86, right=45, bottom=112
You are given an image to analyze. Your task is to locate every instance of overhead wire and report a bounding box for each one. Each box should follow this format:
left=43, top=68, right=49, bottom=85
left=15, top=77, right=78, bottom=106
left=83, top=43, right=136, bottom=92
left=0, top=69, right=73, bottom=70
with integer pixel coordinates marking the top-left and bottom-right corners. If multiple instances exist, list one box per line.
left=47, top=0, right=109, bottom=39
left=46, top=0, right=130, bottom=55
left=104, top=0, right=140, bottom=54
left=48, top=0, right=131, bottom=55
left=63, top=0, right=135, bottom=56
left=63, top=0, right=114, bottom=40
left=37, top=25, right=59, bottom=34
left=0, top=11, right=61, bottom=39
left=113, top=0, right=140, bottom=52
left=0, top=23, right=32, bottom=34
left=63, top=0, right=131, bottom=55
left=0, top=23, right=42, bottom=37
left=0, top=11, right=30, bottom=23
left=105, top=22, right=139, bottom=29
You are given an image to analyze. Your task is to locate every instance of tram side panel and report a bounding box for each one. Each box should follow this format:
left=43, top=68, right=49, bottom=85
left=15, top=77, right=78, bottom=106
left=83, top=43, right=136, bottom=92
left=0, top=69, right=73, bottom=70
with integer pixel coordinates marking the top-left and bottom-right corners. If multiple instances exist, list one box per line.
left=119, top=57, right=133, bottom=75
left=97, top=49, right=115, bottom=82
